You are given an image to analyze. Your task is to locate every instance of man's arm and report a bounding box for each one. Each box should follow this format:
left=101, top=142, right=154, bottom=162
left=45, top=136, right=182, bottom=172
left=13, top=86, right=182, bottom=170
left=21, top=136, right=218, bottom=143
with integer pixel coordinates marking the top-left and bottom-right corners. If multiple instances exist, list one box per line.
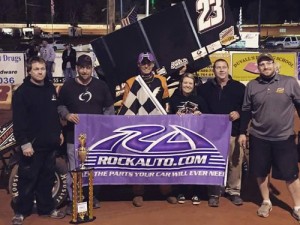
left=12, top=90, right=35, bottom=157
left=292, top=78, right=300, bottom=117
left=49, top=46, right=56, bottom=62
left=103, top=105, right=115, bottom=115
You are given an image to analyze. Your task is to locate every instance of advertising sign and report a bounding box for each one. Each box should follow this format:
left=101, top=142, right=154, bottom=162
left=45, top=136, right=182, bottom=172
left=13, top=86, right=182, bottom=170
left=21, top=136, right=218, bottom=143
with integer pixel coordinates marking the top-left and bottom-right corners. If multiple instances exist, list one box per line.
left=232, top=52, right=297, bottom=81
left=0, top=53, right=26, bottom=85
left=75, top=114, right=232, bottom=186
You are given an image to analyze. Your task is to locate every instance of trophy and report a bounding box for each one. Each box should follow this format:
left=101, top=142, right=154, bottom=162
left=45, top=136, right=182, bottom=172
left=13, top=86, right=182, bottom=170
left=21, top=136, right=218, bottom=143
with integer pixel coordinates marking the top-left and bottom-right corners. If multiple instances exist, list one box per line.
left=78, top=134, right=88, bottom=170
left=70, top=133, right=96, bottom=224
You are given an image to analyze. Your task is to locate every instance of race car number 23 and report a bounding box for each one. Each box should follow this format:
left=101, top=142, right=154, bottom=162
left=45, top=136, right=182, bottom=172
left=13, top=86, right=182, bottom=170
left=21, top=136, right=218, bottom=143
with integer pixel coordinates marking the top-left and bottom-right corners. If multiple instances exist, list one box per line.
left=196, top=0, right=225, bottom=34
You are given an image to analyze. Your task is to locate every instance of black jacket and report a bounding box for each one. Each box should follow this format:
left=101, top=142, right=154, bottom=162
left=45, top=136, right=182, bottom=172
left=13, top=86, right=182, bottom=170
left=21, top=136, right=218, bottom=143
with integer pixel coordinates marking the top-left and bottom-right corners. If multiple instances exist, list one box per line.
left=12, top=76, right=61, bottom=151
left=62, top=48, right=76, bottom=70
left=197, top=78, right=245, bottom=136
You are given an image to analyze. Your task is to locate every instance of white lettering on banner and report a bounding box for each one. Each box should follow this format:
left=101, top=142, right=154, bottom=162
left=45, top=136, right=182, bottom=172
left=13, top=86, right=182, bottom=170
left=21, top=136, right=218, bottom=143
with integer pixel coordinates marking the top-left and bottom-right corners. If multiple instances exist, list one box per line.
left=85, top=170, right=224, bottom=178
left=0, top=53, right=25, bottom=85
left=189, top=170, right=208, bottom=176
left=97, top=155, right=208, bottom=167
left=109, top=171, right=133, bottom=177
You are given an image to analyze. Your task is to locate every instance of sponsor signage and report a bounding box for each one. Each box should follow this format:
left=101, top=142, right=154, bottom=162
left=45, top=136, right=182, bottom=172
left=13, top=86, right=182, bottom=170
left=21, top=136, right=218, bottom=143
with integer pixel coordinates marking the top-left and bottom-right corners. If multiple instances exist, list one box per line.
left=75, top=114, right=232, bottom=185
left=232, top=52, right=297, bottom=81
left=0, top=53, right=26, bottom=85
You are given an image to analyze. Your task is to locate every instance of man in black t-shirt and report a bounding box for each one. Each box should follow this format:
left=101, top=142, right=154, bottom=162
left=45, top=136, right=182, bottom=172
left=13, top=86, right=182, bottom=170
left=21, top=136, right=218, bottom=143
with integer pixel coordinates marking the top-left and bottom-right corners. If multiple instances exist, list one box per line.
left=58, top=54, right=114, bottom=215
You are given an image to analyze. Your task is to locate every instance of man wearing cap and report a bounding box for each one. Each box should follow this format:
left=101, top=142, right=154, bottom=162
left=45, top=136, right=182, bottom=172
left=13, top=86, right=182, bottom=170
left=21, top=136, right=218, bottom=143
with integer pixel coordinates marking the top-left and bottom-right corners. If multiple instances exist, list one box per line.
left=119, top=52, right=176, bottom=207
left=57, top=54, right=115, bottom=214
left=239, top=53, right=300, bottom=221
left=120, top=52, right=169, bottom=113
left=62, top=43, right=76, bottom=81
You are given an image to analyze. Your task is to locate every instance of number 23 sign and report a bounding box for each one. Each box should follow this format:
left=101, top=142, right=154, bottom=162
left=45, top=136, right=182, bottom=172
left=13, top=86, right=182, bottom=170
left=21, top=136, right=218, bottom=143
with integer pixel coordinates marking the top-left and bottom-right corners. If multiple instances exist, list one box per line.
left=186, top=0, right=239, bottom=53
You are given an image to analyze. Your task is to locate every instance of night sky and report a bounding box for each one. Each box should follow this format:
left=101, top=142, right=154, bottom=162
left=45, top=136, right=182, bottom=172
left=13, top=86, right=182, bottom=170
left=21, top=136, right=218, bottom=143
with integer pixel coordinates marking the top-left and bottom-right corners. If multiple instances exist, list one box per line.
left=0, top=0, right=300, bottom=24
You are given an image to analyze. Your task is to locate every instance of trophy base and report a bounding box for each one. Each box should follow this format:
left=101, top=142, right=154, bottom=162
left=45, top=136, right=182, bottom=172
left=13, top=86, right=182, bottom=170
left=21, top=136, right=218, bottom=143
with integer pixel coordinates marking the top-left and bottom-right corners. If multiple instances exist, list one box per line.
left=70, top=216, right=96, bottom=224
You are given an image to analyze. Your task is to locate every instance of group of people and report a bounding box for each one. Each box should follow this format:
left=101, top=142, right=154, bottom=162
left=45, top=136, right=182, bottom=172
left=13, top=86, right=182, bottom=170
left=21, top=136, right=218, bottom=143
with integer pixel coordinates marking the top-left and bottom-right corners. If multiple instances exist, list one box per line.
left=10, top=51, right=300, bottom=225
left=26, top=39, right=77, bottom=82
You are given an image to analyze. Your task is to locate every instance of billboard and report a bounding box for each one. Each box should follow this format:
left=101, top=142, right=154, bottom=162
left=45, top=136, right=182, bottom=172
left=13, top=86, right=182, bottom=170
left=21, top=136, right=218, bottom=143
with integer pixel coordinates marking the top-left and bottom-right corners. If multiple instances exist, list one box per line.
left=0, top=53, right=26, bottom=85
left=232, top=52, right=297, bottom=81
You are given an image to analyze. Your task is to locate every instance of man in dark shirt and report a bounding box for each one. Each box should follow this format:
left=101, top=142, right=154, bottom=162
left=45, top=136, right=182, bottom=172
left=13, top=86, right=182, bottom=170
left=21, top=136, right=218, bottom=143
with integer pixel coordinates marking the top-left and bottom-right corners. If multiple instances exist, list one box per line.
left=12, top=56, right=65, bottom=225
left=58, top=54, right=114, bottom=214
left=62, top=43, right=76, bottom=81
left=198, top=58, right=245, bottom=207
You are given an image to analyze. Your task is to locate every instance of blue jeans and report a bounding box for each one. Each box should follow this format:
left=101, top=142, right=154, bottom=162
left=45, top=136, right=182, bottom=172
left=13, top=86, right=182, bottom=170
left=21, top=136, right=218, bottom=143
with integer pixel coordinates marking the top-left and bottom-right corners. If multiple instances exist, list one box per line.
left=66, top=143, right=76, bottom=201
left=46, top=61, right=54, bottom=81
left=63, top=68, right=76, bottom=82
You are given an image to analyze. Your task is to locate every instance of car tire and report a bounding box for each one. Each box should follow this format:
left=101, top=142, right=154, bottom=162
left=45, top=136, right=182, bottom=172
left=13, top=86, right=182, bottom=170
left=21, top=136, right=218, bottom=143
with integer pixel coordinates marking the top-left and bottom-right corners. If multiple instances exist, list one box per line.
left=8, top=156, right=68, bottom=208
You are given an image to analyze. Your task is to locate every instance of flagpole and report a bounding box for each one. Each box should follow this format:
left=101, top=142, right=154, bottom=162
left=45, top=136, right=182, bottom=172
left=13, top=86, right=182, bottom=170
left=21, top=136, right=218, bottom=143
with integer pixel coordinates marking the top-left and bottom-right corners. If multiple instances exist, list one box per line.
left=51, top=16, right=54, bottom=42
left=25, top=0, right=29, bottom=27
left=146, top=0, right=149, bottom=16
left=120, top=0, right=123, bottom=19
left=51, top=0, right=54, bottom=42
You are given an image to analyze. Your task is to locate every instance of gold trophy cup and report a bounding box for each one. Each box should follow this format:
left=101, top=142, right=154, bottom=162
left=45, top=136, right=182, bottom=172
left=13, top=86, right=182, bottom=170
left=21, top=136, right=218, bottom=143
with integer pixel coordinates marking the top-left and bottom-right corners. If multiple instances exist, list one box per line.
left=78, top=133, right=88, bottom=170
left=70, top=133, right=95, bottom=223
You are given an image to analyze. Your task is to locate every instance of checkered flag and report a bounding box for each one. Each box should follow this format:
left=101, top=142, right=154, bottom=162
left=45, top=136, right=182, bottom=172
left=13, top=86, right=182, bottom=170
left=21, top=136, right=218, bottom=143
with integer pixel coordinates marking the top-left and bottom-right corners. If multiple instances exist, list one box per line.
left=118, top=76, right=167, bottom=115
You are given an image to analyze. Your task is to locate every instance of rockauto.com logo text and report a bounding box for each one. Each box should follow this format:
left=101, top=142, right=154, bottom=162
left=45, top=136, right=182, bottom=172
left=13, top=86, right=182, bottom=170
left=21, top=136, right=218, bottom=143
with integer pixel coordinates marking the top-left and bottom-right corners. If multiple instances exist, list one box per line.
left=83, top=125, right=226, bottom=171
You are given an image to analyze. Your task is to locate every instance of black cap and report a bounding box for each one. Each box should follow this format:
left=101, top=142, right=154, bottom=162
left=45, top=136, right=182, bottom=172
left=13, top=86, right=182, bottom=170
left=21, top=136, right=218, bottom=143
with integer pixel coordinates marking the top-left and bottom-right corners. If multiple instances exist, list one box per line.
left=77, top=54, right=92, bottom=67
left=257, top=53, right=274, bottom=64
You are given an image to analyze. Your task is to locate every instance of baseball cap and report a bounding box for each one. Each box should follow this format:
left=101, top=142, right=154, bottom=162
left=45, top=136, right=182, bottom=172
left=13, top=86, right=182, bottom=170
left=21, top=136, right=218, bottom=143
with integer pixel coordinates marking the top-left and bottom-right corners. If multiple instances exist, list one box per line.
left=257, top=53, right=274, bottom=64
left=137, top=52, right=155, bottom=64
left=77, top=54, right=92, bottom=67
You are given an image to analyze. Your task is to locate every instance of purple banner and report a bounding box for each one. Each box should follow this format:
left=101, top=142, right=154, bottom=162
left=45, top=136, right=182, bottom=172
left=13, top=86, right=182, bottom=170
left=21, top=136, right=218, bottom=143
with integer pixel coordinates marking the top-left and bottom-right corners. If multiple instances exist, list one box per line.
left=75, top=114, right=232, bottom=185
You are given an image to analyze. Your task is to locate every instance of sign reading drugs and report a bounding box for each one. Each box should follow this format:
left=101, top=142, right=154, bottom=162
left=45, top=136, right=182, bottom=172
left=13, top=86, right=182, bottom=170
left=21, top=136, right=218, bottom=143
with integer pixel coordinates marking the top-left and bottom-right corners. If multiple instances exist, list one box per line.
left=75, top=114, right=232, bottom=185
left=0, top=53, right=26, bottom=85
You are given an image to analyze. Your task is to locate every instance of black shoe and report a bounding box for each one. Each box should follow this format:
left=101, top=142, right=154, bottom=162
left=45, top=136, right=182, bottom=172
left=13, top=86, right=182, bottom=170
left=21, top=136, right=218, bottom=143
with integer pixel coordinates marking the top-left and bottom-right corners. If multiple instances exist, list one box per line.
left=166, top=196, right=177, bottom=204
left=12, top=214, right=24, bottom=225
left=208, top=196, right=219, bottom=207
left=93, top=197, right=100, bottom=209
left=191, top=195, right=201, bottom=205
left=48, top=209, right=65, bottom=219
left=132, top=196, right=143, bottom=207
left=65, top=202, right=72, bottom=215
left=177, top=194, right=186, bottom=204
left=228, top=195, right=243, bottom=206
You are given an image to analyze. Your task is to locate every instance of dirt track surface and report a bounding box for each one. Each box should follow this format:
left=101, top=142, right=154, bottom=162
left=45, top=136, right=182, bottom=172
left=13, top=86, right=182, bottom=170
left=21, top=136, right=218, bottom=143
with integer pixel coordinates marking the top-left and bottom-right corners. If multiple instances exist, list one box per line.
left=1, top=175, right=300, bottom=225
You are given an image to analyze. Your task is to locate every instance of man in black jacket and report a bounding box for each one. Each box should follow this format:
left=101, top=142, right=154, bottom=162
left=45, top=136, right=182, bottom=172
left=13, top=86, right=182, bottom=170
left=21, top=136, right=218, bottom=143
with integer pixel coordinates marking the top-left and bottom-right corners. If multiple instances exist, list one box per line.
left=11, top=56, right=65, bottom=225
left=62, top=43, right=76, bottom=81
left=198, top=59, right=245, bottom=207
